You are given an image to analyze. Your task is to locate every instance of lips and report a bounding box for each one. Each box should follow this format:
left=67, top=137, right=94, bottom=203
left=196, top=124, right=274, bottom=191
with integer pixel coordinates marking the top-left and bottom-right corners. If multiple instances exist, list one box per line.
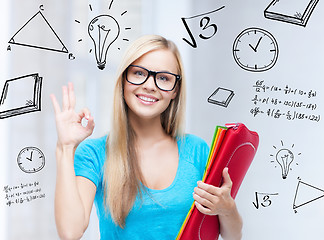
left=136, top=94, right=159, bottom=103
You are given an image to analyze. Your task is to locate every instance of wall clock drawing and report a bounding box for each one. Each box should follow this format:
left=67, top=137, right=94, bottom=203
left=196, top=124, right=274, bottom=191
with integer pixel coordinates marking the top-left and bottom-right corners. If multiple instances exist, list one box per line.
left=17, top=147, right=45, bottom=173
left=232, top=27, right=279, bottom=72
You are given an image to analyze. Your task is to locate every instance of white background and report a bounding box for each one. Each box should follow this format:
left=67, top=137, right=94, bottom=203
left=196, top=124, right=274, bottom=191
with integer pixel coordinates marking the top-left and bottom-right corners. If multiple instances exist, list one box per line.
left=1, top=0, right=323, bottom=239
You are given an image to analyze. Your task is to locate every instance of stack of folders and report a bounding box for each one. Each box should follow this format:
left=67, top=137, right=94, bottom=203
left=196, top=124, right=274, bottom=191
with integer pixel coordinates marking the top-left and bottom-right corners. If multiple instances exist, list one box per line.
left=176, top=123, right=259, bottom=240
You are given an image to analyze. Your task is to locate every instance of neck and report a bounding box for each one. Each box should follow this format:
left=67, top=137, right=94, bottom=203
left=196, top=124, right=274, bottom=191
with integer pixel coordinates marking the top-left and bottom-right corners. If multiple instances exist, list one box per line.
left=128, top=112, right=169, bottom=145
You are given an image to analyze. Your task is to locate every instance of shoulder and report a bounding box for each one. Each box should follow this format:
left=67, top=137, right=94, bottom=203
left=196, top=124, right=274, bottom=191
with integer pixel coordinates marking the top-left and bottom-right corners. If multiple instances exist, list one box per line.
left=177, top=134, right=209, bottom=150
left=177, top=134, right=210, bottom=176
left=76, top=135, right=107, bottom=155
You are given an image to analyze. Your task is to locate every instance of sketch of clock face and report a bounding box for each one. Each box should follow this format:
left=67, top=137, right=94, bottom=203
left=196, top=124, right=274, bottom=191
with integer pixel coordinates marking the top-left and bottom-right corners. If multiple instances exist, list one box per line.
left=233, top=27, right=279, bottom=72
left=17, top=147, right=45, bottom=173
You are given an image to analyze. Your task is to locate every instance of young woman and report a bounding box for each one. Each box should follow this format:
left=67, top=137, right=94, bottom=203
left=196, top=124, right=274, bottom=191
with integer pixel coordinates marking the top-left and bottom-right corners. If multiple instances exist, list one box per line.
left=51, top=35, right=242, bottom=240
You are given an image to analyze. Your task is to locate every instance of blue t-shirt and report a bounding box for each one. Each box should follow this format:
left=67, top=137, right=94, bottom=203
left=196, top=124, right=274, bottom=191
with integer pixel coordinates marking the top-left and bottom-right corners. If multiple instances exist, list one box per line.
left=74, top=134, right=209, bottom=239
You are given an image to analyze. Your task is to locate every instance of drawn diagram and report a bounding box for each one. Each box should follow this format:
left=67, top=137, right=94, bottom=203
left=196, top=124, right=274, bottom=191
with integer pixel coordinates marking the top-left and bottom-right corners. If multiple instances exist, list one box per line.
left=17, top=147, right=45, bottom=173
left=207, top=87, right=234, bottom=107
left=253, top=192, right=279, bottom=210
left=270, top=140, right=301, bottom=179
left=181, top=6, right=225, bottom=48
left=88, top=15, right=120, bottom=70
left=264, top=0, right=319, bottom=27
left=76, top=2, right=131, bottom=70
left=8, top=10, right=68, bottom=53
left=0, top=73, right=42, bottom=119
left=233, top=27, right=279, bottom=72
left=293, top=179, right=324, bottom=212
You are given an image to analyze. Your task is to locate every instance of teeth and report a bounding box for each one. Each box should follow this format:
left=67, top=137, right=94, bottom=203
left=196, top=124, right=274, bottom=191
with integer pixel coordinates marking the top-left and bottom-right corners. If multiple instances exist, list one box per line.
left=138, top=95, right=157, bottom=102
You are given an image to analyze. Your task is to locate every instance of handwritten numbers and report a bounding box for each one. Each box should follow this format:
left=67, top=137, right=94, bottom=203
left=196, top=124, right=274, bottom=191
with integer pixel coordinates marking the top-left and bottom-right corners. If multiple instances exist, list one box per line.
left=253, top=192, right=279, bottom=209
left=181, top=6, right=225, bottom=48
left=199, top=17, right=218, bottom=40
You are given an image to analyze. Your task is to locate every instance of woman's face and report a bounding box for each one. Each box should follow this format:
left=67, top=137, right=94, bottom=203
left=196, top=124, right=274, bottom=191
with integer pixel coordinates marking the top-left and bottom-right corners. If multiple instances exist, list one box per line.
left=123, top=48, right=179, bottom=122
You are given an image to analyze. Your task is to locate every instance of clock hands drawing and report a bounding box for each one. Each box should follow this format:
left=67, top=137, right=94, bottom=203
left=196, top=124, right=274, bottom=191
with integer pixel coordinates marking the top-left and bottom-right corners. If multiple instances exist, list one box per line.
left=249, top=36, right=263, bottom=53
left=233, top=27, right=279, bottom=72
left=17, top=147, right=45, bottom=173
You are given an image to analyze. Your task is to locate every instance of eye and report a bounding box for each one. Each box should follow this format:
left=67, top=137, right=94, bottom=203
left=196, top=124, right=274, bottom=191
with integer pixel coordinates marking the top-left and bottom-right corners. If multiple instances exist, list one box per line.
left=157, top=73, right=171, bottom=82
left=134, top=70, right=146, bottom=77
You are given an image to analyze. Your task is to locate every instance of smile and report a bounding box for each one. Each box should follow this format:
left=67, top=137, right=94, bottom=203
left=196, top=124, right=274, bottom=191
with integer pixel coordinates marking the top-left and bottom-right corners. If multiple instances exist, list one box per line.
left=137, top=95, right=158, bottom=103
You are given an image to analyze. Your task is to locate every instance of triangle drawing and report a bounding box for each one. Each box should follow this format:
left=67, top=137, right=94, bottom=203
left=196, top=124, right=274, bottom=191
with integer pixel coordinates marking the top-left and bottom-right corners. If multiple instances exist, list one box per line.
left=293, top=180, right=324, bottom=209
left=9, top=11, right=68, bottom=53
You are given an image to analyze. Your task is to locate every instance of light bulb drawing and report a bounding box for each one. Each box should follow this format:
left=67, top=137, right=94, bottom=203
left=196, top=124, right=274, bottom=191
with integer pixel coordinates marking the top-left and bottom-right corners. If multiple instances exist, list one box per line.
left=270, top=140, right=301, bottom=179
left=88, top=15, right=120, bottom=70
left=75, top=2, right=132, bottom=70
left=275, top=148, right=294, bottom=179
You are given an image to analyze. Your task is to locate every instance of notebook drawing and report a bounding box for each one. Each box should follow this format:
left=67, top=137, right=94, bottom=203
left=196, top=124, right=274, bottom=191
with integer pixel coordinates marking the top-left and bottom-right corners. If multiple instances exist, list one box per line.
left=0, top=73, right=42, bottom=119
left=208, top=87, right=234, bottom=108
left=264, top=0, right=319, bottom=27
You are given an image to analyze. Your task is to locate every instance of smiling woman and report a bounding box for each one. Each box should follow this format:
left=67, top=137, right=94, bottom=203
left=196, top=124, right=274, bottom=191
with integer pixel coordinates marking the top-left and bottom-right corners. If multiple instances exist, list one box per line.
left=51, top=34, right=242, bottom=240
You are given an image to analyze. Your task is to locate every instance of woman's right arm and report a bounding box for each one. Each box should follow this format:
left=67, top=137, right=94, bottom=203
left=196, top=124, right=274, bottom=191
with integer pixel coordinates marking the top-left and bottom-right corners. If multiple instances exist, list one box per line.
left=50, top=83, right=96, bottom=240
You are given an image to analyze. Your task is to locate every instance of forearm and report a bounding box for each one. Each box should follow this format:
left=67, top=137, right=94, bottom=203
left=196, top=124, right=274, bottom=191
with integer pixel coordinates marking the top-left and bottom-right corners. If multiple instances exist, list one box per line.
left=55, top=145, right=88, bottom=240
left=219, top=201, right=243, bottom=240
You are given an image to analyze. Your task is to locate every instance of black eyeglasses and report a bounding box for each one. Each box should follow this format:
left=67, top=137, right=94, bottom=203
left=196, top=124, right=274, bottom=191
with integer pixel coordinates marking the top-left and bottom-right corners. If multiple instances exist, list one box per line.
left=125, top=65, right=181, bottom=91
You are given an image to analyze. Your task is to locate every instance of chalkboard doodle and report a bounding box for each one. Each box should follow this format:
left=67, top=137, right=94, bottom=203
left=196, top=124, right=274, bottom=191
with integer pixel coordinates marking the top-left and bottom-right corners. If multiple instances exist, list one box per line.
left=181, top=6, right=225, bottom=48
left=207, top=87, right=234, bottom=108
left=252, top=192, right=279, bottom=210
left=88, top=15, right=120, bottom=70
left=250, top=80, right=320, bottom=122
left=233, top=27, right=279, bottom=72
left=0, top=73, right=42, bottom=119
left=3, top=181, right=45, bottom=207
left=76, top=2, right=131, bottom=70
left=293, top=179, right=324, bottom=213
left=8, top=10, right=68, bottom=53
left=270, top=140, right=301, bottom=179
left=264, top=0, right=319, bottom=27
left=17, top=147, right=45, bottom=174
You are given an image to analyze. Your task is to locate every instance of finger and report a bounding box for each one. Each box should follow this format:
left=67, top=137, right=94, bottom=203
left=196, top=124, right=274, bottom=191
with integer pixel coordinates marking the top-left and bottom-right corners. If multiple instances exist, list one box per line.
left=85, top=115, right=95, bottom=134
left=78, top=108, right=95, bottom=133
left=221, top=167, right=233, bottom=189
left=193, top=191, right=213, bottom=209
left=197, top=181, right=219, bottom=195
left=78, top=108, right=91, bottom=121
left=194, top=185, right=215, bottom=201
left=194, top=201, right=213, bottom=216
left=68, top=82, right=76, bottom=109
left=62, top=85, right=70, bottom=111
left=50, top=94, right=61, bottom=115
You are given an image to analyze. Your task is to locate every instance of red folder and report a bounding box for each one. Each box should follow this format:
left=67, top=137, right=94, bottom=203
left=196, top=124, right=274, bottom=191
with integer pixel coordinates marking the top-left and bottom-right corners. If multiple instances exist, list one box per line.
left=177, top=123, right=259, bottom=240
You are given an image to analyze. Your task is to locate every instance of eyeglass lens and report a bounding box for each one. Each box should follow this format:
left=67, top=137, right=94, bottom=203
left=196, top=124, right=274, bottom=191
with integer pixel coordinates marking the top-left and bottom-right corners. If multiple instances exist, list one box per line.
left=126, top=65, right=177, bottom=91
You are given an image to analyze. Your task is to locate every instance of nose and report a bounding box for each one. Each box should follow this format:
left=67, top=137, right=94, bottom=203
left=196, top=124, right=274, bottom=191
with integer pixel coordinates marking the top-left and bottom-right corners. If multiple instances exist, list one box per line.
left=142, top=75, right=157, bottom=91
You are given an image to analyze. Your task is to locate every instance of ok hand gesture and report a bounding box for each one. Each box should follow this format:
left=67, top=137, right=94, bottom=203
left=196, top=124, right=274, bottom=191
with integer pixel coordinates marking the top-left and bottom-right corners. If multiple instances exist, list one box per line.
left=50, top=82, right=95, bottom=149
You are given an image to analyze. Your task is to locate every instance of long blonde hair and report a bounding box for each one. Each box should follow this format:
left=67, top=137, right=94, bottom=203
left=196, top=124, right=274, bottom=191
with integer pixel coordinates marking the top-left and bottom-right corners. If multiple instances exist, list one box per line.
left=104, top=35, right=186, bottom=228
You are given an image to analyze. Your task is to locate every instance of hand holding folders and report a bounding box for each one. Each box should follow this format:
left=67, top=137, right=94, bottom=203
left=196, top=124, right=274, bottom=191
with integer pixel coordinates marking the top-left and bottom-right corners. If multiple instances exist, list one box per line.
left=177, top=123, right=259, bottom=240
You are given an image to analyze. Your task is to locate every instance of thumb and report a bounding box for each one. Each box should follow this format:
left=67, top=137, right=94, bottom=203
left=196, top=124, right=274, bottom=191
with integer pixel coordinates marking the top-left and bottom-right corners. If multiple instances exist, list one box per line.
left=221, top=167, right=233, bottom=189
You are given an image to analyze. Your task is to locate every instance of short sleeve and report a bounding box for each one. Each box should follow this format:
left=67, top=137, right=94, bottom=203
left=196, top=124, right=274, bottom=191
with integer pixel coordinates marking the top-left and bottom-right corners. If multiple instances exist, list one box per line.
left=74, top=136, right=107, bottom=187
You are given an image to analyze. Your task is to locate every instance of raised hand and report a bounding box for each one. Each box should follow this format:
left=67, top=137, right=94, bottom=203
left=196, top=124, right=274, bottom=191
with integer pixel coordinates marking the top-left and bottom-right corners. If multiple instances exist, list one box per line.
left=50, top=82, right=95, bottom=149
left=193, top=167, right=235, bottom=216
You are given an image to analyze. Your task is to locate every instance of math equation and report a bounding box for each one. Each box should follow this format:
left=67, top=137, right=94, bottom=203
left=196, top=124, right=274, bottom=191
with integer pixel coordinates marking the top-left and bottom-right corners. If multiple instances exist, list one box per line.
left=3, top=181, right=45, bottom=207
left=250, top=80, right=320, bottom=122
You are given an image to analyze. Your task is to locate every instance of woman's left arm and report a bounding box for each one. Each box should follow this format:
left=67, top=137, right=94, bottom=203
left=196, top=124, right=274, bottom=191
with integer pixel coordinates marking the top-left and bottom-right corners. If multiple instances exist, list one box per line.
left=193, top=167, right=243, bottom=240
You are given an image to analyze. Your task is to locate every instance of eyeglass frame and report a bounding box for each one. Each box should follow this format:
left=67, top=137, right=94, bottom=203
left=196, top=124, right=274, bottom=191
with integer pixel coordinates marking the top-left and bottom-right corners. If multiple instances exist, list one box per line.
left=125, top=64, right=181, bottom=91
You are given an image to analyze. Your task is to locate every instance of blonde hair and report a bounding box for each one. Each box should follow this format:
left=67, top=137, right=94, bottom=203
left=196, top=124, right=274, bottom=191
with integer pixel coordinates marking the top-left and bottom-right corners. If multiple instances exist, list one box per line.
left=104, top=35, right=186, bottom=228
